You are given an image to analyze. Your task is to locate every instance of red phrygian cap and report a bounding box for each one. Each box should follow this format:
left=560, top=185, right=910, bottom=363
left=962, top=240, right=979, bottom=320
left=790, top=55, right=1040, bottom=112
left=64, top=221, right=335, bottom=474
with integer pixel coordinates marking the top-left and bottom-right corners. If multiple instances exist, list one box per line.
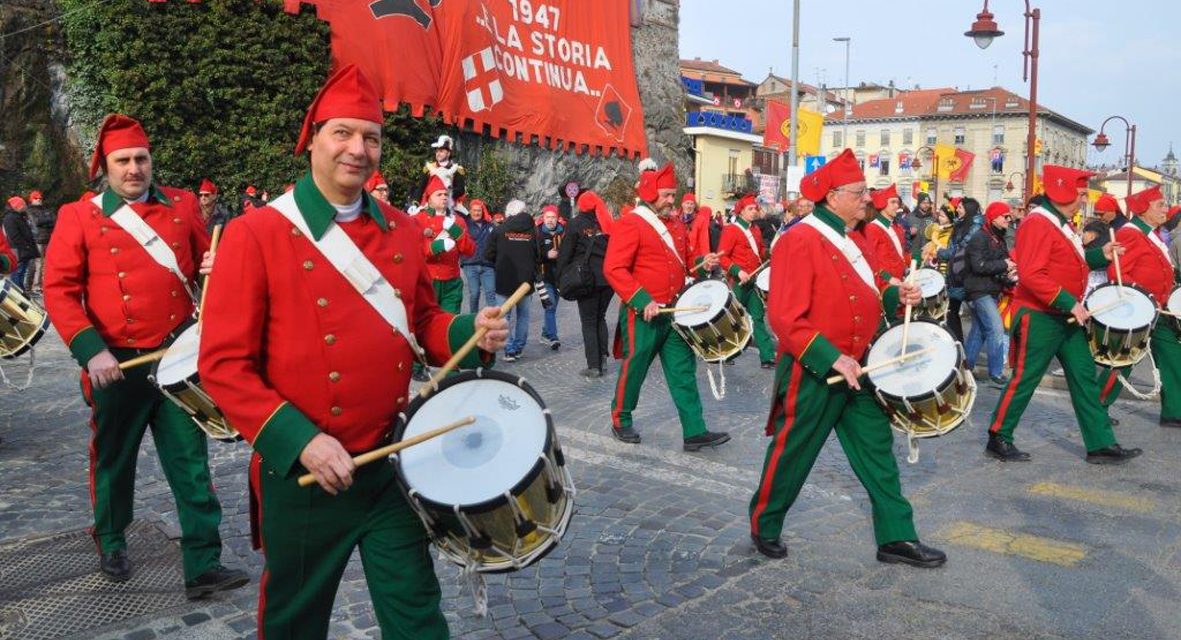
left=295, top=64, right=384, bottom=155
left=89, top=114, right=150, bottom=180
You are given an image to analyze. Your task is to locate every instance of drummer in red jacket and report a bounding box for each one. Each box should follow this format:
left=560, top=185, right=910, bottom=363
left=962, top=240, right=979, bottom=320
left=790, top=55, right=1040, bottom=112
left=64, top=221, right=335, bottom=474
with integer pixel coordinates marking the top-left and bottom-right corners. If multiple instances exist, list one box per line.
left=718, top=194, right=776, bottom=367
left=413, top=172, right=475, bottom=314
left=198, top=65, right=507, bottom=639
left=748, top=148, right=943, bottom=567
left=862, top=183, right=908, bottom=281
left=1096, top=185, right=1181, bottom=427
left=604, top=162, right=730, bottom=451
left=985, top=164, right=1141, bottom=463
left=42, top=114, right=246, bottom=596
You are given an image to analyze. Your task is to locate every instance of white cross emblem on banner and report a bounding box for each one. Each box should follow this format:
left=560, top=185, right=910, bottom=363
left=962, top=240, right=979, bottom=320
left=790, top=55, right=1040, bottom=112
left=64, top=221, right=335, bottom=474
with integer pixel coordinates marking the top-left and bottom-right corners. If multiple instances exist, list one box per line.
left=462, top=47, right=503, bottom=113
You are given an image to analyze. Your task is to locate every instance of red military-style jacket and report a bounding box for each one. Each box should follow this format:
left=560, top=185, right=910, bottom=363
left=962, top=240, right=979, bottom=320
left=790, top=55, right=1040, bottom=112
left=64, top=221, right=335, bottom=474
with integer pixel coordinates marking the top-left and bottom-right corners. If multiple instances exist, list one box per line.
left=199, top=175, right=487, bottom=479
left=862, top=216, right=908, bottom=281
left=1108, top=216, right=1176, bottom=307
left=413, top=207, right=475, bottom=281
left=44, top=186, right=210, bottom=366
left=0, top=231, right=14, bottom=274
left=768, top=205, right=899, bottom=379
left=604, top=205, right=708, bottom=310
left=718, top=218, right=765, bottom=279
left=1012, top=203, right=1107, bottom=316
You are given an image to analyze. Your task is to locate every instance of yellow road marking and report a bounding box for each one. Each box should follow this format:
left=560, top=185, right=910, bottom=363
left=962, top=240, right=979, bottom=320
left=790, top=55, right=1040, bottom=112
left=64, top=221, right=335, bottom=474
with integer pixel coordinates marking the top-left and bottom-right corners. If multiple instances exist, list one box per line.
left=942, top=522, right=1087, bottom=566
left=1027, top=482, right=1155, bottom=513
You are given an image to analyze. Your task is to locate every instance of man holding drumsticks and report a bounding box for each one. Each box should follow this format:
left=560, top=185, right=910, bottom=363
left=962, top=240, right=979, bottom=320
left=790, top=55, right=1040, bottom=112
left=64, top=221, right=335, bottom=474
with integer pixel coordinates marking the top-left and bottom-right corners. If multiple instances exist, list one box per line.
left=748, top=149, right=945, bottom=567
left=198, top=65, right=507, bottom=639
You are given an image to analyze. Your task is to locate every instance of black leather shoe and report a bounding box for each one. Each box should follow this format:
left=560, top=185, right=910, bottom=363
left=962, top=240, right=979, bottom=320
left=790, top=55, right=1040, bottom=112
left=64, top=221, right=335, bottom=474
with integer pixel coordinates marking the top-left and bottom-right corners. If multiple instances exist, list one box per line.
left=1085, top=444, right=1143, bottom=465
left=100, top=549, right=131, bottom=582
left=1160, top=418, right=1181, bottom=429
left=185, top=565, right=249, bottom=600
left=751, top=534, right=788, bottom=559
left=683, top=430, right=731, bottom=451
left=876, top=540, right=946, bottom=568
left=611, top=425, right=641, bottom=444
left=985, top=434, right=1030, bottom=462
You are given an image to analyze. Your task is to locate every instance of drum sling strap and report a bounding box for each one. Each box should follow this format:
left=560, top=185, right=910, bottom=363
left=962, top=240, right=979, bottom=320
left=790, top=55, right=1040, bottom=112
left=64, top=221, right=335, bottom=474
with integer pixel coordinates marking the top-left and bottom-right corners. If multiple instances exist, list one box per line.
left=93, top=195, right=200, bottom=304
left=1109, top=225, right=1165, bottom=400
left=270, top=193, right=427, bottom=366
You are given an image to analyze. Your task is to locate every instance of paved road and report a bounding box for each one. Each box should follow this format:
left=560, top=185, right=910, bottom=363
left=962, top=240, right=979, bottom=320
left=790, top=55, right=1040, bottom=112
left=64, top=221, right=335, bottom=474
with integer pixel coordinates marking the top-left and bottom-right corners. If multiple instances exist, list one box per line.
left=1, top=297, right=1178, bottom=640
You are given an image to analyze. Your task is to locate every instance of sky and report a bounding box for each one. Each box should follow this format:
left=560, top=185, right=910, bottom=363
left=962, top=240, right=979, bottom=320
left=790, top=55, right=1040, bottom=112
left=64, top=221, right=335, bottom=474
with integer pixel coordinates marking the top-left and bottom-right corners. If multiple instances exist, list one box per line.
left=679, top=0, right=1181, bottom=170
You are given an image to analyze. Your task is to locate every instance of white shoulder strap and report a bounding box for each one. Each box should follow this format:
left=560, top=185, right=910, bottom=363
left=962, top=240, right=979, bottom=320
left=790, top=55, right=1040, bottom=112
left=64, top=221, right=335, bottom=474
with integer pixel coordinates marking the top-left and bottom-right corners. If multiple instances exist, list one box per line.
left=270, top=193, right=422, bottom=356
left=632, top=205, right=685, bottom=266
left=801, top=215, right=875, bottom=289
left=1031, top=206, right=1085, bottom=258
left=91, top=194, right=197, bottom=302
left=732, top=222, right=760, bottom=257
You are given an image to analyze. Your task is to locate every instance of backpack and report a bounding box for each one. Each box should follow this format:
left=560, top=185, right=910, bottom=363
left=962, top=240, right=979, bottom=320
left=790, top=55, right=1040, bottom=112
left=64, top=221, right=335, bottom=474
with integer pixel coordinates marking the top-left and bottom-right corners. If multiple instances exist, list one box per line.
left=946, top=227, right=979, bottom=294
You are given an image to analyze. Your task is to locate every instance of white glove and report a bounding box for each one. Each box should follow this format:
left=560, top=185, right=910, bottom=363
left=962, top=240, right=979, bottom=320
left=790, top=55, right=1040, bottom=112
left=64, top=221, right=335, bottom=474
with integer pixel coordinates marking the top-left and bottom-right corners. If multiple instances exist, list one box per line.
left=442, top=213, right=455, bottom=230
left=442, top=237, right=456, bottom=252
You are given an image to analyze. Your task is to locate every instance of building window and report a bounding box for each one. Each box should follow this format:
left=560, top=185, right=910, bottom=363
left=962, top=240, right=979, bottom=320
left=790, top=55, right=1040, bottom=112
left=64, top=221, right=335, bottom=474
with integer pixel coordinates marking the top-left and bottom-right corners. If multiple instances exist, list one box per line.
left=879, top=159, right=890, bottom=176
left=954, top=127, right=966, bottom=144
left=990, top=149, right=1005, bottom=174
left=832, top=130, right=843, bottom=148
left=902, top=128, right=913, bottom=145
left=855, top=152, right=866, bottom=172
left=992, top=124, right=1005, bottom=145
left=880, top=130, right=891, bottom=147
left=926, top=127, right=937, bottom=145
left=855, top=130, right=866, bottom=148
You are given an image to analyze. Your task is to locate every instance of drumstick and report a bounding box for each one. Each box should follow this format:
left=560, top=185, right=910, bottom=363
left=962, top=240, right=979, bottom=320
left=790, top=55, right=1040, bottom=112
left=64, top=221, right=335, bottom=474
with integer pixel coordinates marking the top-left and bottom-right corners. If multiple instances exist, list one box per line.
left=1067, top=296, right=1131, bottom=324
left=825, top=345, right=937, bottom=386
left=1158, top=308, right=1181, bottom=318
left=418, top=281, right=531, bottom=397
left=118, top=348, right=168, bottom=371
left=297, top=415, right=476, bottom=488
left=900, top=259, right=919, bottom=353
left=657, top=305, right=709, bottom=314
left=197, top=224, right=224, bottom=324
left=1109, top=228, right=1124, bottom=295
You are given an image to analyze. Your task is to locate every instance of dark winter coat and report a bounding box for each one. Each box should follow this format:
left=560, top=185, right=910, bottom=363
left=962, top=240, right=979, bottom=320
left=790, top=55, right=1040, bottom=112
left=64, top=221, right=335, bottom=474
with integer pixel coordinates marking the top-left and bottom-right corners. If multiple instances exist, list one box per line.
left=2, top=209, right=39, bottom=260
left=556, top=211, right=609, bottom=288
left=963, top=224, right=1012, bottom=301
left=485, top=213, right=538, bottom=296
left=536, top=222, right=565, bottom=284
left=460, top=215, right=496, bottom=267
left=27, top=204, right=56, bottom=245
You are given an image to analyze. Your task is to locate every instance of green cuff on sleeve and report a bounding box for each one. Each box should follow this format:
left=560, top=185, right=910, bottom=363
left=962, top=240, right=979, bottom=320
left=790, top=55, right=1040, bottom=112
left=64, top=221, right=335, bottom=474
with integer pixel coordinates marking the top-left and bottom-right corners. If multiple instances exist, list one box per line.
left=1085, top=246, right=1109, bottom=270
left=798, top=332, right=842, bottom=378
left=69, top=326, right=109, bottom=367
left=253, top=402, right=321, bottom=478
left=430, top=238, right=447, bottom=255
left=0, top=255, right=9, bottom=273
left=627, top=288, right=654, bottom=312
left=1050, top=287, right=1077, bottom=314
left=447, top=313, right=492, bottom=369
left=727, top=263, right=742, bottom=278
left=880, top=285, right=901, bottom=319
left=446, top=223, right=464, bottom=240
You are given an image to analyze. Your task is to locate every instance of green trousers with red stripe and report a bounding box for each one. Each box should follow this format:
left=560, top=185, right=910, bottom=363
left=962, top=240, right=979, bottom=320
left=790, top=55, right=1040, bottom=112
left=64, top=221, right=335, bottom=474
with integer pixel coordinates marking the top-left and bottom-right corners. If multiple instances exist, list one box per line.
left=257, top=459, right=447, bottom=639
left=84, top=348, right=223, bottom=582
left=1097, top=322, right=1181, bottom=420
left=733, top=282, right=776, bottom=363
left=988, top=309, right=1117, bottom=451
left=610, top=308, right=707, bottom=438
left=433, top=277, right=464, bottom=314
left=749, top=356, right=917, bottom=545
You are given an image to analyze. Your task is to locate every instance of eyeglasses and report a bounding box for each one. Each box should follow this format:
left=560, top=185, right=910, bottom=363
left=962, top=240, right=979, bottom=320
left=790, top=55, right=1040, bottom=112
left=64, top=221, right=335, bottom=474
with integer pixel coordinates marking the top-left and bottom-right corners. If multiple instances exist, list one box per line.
left=373, top=186, right=389, bottom=191
left=833, top=186, right=867, bottom=198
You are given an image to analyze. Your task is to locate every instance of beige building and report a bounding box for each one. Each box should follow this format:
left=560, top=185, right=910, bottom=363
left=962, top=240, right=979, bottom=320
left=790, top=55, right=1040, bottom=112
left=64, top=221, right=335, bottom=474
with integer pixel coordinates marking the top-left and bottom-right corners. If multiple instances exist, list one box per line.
left=820, top=86, right=1093, bottom=207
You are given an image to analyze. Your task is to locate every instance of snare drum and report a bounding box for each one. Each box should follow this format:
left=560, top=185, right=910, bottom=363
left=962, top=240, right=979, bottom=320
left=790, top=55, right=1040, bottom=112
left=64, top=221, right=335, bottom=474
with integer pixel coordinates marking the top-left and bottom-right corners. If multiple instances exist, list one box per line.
left=754, top=267, right=771, bottom=304
left=150, top=325, right=239, bottom=442
left=670, top=279, right=753, bottom=362
left=865, top=320, right=976, bottom=438
left=394, top=370, right=574, bottom=573
left=1166, top=286, right=1181, bottom=335
left=0, top=278, right=49, bottom=359
left=912, top=268, right=948, bottom=322
left=1083, top=283, right=1157, bottom=368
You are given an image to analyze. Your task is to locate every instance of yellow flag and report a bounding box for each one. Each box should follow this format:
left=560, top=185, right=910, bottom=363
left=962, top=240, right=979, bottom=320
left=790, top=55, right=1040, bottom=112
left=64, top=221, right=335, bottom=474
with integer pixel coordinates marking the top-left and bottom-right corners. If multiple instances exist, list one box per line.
left=934, top=143, right=958, bottom=180
left=1087, top=189, right=1102, bottom=204
left=796, top=108, right=823, bottom=156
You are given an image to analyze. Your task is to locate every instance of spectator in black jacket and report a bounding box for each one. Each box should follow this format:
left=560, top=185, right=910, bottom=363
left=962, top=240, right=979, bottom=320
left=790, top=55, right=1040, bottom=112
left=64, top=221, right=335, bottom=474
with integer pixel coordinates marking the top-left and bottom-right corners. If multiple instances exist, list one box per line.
left=485, top=199, right=538, bottom=361
left=3, top=196, right=39, bottom=291
left=461, top=198, right=497, bottom=312
left=26, top=190, right=55, bottom=294
left=557, top=190, right=614, bottom=377
left=536, top=205, right=565, bottom=349
left=963, top=201, right=1016, bottom=386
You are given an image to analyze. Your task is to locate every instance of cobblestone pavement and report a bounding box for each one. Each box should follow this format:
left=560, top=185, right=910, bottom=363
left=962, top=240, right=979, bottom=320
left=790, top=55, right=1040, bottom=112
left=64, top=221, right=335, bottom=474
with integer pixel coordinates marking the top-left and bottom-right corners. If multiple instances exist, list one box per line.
left=1, top=298, right=1179, bottom=640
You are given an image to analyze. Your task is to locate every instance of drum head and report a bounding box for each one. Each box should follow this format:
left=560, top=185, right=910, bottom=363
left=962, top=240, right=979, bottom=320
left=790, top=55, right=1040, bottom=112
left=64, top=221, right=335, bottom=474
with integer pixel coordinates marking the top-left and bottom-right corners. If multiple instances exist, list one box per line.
left=866, top=322, right=959, bottom=398
left=755, top=268, right=771, bottom=292
left=155, top=325, right=200, bottom=386
left=1085, top=284, right=1156, bottom=330
left=399, top=371, right=549, bottom=508
left=673, top=280, right=728, bottom=326
left=915, top=269, right=946, bottom=298
left=1168, top=287, right=1181, bottom=316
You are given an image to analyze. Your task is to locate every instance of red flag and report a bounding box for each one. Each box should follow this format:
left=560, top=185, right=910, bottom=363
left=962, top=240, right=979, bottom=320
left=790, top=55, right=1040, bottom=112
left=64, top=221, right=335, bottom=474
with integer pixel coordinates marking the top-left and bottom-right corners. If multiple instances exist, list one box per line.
left=762, top=100, right=790, bottom=151
left=948, top=147, right=975, bottom=182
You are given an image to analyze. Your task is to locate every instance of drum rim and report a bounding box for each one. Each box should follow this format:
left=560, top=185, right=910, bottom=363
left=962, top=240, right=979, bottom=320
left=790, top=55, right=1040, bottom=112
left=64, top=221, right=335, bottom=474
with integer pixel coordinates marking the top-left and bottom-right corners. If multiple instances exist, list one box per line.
left=669, top=278, right=729, bottom=328
left=393, top=368, right=557, bottom=514
left=0, top=315, right=48, bottom=360
left=864, top=319, right=961, bottom=403
left=1085, top=281, right=1159, bottom=328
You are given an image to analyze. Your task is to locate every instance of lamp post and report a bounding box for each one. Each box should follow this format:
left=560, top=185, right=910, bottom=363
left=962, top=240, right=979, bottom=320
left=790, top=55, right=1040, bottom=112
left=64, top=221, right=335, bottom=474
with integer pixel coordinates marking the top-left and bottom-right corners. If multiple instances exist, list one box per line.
left=833, top=36, right=851, bottom=146
left=912, top=145, right=941, bottom=204
left=1091, top=115, right=1137, bottom=202
left=965, top=0, right=1039, bottom=206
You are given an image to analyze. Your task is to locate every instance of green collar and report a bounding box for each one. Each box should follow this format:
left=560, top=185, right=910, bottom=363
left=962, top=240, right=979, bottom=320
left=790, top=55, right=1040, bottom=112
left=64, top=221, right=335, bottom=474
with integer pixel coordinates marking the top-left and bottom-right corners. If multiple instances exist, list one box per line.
left=422, top=207, right=447, bottom=217
left=812, top=204, right=846, bottom=237
left=1041, top=200, right=1069, bottom=225
left=99, top=184, right=171, bottom=217
left=293, top=172, right=387, bottom=240
left=1131, top=215, right=1155, bottom=234
left=734, top=216, right=750, bottom=229
left=874, top=215, right=893, bottom=229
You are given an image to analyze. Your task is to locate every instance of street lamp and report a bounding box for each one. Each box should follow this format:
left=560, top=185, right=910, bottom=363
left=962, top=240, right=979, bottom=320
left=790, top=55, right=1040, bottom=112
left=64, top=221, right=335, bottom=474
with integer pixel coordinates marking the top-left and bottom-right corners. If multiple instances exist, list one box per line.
left=1005, top=171, right=1024, bottom=193
left=965, top=0, right=1040, bottom=205
left=833, top=37, right=851, bottom=146
left=1092, top=115, right=1137, bottom=202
